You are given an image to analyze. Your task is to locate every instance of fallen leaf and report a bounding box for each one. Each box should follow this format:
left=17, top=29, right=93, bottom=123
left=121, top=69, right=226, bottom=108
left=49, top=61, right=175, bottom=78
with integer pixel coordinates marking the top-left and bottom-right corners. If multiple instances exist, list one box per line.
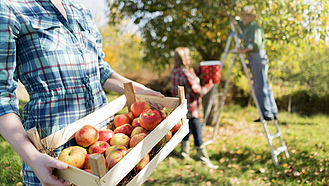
left=259, top=168, right=266, bottom=173
left=293, top=171, right=300, bottom=177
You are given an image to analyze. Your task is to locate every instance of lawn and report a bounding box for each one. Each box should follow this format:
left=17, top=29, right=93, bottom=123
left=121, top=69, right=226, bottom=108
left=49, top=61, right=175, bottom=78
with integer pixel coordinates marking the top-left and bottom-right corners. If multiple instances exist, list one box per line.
left=1, top=94, right=328, bottom=186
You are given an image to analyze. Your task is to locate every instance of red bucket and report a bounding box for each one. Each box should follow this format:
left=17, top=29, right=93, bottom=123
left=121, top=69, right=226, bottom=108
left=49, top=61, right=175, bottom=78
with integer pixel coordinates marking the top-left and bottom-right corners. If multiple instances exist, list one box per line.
left=200, top=61, right=221, bottom=84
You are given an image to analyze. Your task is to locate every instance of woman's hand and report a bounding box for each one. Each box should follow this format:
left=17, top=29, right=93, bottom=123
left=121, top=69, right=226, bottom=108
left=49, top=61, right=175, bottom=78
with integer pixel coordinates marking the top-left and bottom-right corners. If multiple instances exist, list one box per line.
left=30, top=153, right=70, bottom=186
left=134, top=86, right=164, bottom=97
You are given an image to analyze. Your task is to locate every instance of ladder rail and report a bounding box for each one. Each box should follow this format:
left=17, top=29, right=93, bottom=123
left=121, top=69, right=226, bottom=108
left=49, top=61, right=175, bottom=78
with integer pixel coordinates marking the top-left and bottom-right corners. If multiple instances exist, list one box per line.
left=202, top=19, right=289, bottom=167
left=202, top=29, right=235, bottom=130
left=233, top=20, right=290, bottom=165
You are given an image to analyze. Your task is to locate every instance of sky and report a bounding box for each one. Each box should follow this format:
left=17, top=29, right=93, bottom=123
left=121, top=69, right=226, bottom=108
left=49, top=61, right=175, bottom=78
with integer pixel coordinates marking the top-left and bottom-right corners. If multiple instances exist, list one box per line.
left=77, top=0, right=138, bottom=33
left=77, top=0, right=109, bottom=26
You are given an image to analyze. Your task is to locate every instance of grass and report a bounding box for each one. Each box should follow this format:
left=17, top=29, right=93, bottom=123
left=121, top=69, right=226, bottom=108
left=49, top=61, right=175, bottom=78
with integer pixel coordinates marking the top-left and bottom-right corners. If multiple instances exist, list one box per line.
left=1, top=94, right=329, bottom=185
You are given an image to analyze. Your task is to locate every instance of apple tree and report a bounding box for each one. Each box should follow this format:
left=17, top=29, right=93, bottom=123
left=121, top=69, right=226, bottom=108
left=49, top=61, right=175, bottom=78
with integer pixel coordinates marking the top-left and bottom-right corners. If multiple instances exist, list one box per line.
left=107, top=0, right=329, bottom=118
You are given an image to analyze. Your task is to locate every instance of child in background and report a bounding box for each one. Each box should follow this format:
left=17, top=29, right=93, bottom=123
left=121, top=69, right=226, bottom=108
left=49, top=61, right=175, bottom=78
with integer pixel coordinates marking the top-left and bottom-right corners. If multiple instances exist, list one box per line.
left=170, top=47, right=219, bottom=169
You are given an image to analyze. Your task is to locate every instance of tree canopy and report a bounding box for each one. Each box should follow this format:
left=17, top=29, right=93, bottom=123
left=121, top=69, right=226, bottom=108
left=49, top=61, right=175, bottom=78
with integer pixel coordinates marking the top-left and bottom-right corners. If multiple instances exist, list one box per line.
left=108, top=0, right=328, bottom=71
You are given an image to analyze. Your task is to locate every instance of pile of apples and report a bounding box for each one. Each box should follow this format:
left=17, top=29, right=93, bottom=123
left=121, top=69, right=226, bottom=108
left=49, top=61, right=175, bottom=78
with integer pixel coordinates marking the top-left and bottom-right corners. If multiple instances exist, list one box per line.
left=57, top=101, right=182, bottom=175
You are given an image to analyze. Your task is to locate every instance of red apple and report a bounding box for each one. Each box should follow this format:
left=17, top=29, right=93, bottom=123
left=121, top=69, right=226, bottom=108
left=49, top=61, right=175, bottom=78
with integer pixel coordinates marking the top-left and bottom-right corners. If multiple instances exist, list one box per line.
left=140, top=109, right=162, bottom=131
left=75, top=125, right=99, bottom=147
left=88, top=141, right=110, bottom=154
left=131, top=117, right=142, bottom=128
left=134, top=153, right=150, bottom=172
left=58, top=146, right=86, bottom=169
left=83, top=153, right=101, bottom=170
left=113, top=113, right=131, bottom=128
left=129, top=133, right=147, bottom=148
left=157, top=131, right=172, bottom=146
left=97, top=129, right=114, bottom=143
left=131, top=126, right=148, bottom=137
left=110, top=133, right=130, bottom=148
left=130, top=101, right=151, bottom=118
left=114, top=124, right=133, bottom=136
left=105, top=144, right=127, bottom=158
left=105, top=148, right=128, bottom=170
left=170, top=120, right=182, bottom=134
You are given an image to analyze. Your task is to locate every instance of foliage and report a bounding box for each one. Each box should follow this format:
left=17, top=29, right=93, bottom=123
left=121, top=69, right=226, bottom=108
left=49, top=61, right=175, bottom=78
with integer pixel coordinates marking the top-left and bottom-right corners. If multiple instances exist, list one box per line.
left=108, top=0, right=236, bottom=71
left=99, top=23, right=145, bottom=73
left=108, top=0, right=328, bottom=70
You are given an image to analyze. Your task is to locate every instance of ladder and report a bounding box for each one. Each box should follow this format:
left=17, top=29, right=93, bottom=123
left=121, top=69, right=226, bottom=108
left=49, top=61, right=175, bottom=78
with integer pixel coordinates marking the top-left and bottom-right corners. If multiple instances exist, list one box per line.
left=202, top=19, right=289, bottom=167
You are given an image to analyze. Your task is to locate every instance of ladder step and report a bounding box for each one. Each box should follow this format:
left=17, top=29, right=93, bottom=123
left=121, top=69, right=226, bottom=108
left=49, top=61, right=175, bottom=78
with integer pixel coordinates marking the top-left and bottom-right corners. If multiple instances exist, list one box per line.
left=203, top=140, right=213, bottom=146
left=273, top=146, right=287, bottom=156
left=269, top=132, right=281, bottom=141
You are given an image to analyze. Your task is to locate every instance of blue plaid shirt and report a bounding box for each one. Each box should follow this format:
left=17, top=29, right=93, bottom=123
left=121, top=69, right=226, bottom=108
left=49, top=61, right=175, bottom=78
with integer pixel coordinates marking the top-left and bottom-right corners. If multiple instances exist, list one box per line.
left=0, top=0, right=114, bottom=185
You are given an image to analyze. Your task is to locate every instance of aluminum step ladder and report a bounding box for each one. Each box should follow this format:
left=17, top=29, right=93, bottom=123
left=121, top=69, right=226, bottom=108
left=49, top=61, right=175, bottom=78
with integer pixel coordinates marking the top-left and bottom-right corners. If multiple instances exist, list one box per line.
left=202, top=19, right=289, bottom=167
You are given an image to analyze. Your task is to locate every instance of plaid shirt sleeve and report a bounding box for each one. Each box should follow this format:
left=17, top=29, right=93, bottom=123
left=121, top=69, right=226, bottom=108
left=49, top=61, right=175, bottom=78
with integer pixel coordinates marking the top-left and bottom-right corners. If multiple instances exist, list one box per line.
left=0, top=1, right=20, bottom=117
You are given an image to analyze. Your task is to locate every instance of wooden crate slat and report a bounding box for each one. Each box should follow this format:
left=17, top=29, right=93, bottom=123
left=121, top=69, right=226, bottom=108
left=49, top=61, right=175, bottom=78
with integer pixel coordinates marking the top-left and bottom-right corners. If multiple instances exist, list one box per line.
left=126, top=119, right=189, bottom=186
left=135, top=94, right=180, bottom=108
left=53, top=165, right=100, bottom=186
left=101, top=100, right=188, bottom=185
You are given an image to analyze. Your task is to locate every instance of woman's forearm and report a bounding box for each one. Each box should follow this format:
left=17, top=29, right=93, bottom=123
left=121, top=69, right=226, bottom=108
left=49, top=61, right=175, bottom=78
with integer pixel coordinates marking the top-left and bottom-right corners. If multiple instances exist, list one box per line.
left=0, top=113, right=40, bottom=166
left=103, top=72, right=163, bottom=97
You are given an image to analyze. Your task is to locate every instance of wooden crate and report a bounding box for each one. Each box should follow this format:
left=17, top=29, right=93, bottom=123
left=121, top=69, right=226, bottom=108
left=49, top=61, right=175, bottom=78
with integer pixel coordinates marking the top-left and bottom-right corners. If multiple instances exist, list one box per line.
left=27, top=85, right=188, bottom=186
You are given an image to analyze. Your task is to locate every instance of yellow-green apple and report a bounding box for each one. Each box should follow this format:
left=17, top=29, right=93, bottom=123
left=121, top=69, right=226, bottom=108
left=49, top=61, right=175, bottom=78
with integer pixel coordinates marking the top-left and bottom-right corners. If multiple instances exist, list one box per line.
left=113, top=113, right=131, bottom=128
left=131, top=117, right=142, bottom=128
left=58, top=146, right=86, bottom=169
left=105, top=144, right=127, bottom=157
left=157, top=131, right=172, bottom=146
left=76, top=146, right=87, bottom=155
left=83, top=153, right=101, bottom=170
left=113, top=124, right=133, bottom=136
left=110, top=133, right=130, bottom=148
left=88, top=141, right=110, bottom=154
left=97, top=129, right=114, bottom=143
left=170, top=120, right=182, bottom=135
left=158, top=107, right=174, bottom=119
left=75, top=125, right=99, bottom=147
left=134, top=153, right=150, bottom=172
left=140, top=109, right=162, bottom=131
left=105, top=148, right=128, bottom=170
left=130, top=101, right=151, bottom=118
left=130, top=126, right=148, bottom=137
left=129, top=133, right=147, bottom=148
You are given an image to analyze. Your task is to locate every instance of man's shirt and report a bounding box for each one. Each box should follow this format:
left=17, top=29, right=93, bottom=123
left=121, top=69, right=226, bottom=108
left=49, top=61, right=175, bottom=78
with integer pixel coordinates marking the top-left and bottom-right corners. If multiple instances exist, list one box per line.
left=237, top=20, right=265, bottom=52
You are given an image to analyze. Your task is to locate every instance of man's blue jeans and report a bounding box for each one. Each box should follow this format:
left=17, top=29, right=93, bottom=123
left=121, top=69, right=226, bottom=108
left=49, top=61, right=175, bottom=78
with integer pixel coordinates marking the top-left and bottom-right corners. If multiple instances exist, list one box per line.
left=182, top=117, right=203, bottom=147
left=248, top=49, right=278, bottom=119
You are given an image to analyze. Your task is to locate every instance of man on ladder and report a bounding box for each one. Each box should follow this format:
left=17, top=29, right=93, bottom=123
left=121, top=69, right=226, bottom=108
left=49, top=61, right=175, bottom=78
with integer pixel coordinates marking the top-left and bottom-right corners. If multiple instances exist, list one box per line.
left=236, top=5, right=278, bottom=122
left=203, top=5, right=289, bottom=167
